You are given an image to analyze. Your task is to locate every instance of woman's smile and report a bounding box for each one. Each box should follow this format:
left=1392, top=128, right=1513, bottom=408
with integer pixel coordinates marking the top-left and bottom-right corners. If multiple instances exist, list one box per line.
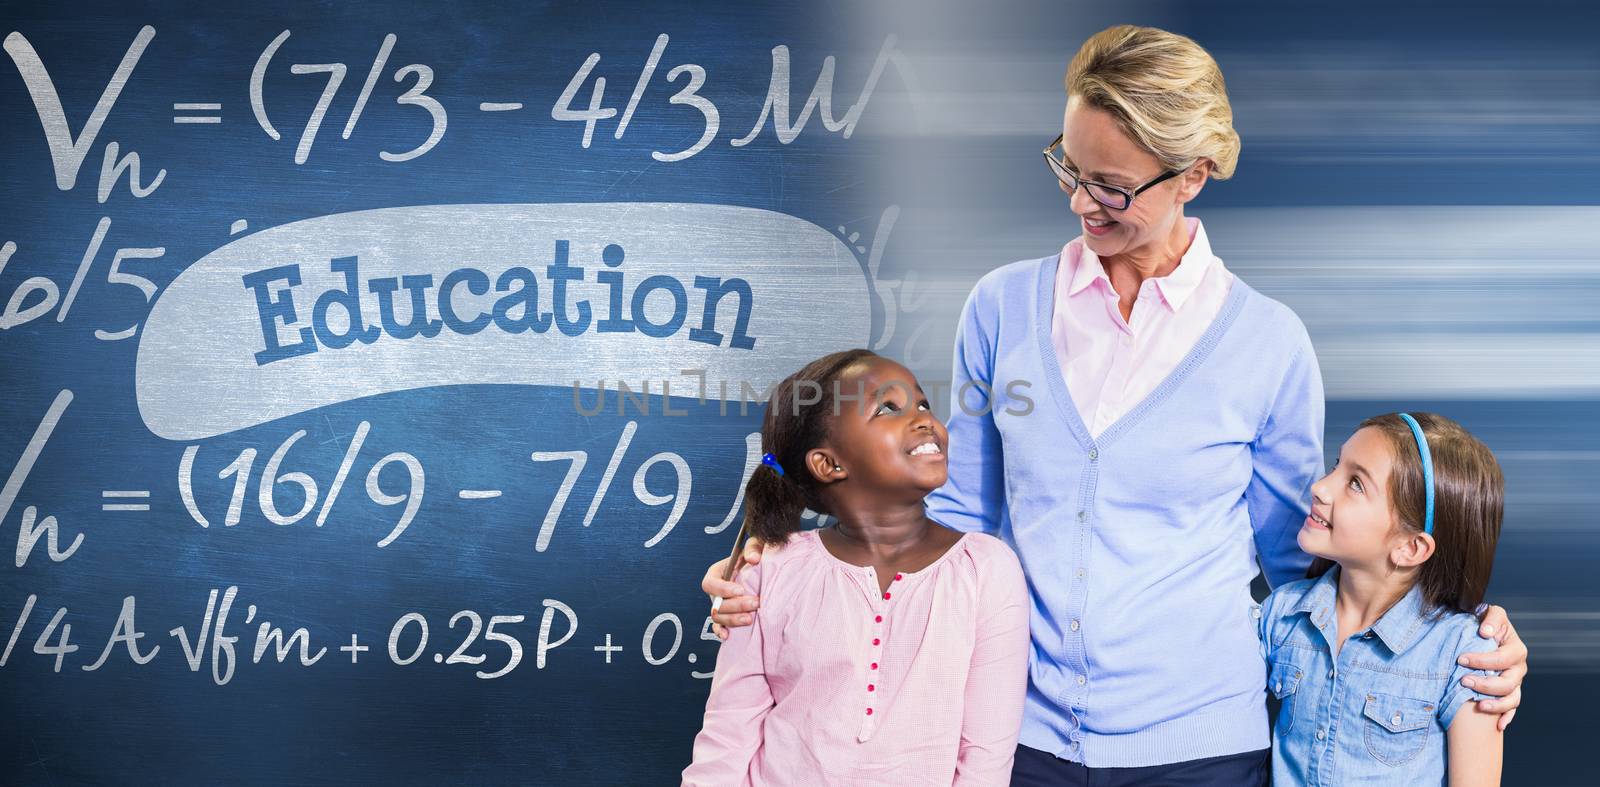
left=1083, top=216, right=1120, bottom=236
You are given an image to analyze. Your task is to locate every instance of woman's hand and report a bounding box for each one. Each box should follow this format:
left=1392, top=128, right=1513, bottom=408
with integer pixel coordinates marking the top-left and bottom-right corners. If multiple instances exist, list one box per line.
left=1458, top=604, right=1528, bottom=731
left=702, top=538, right=770, bottom=640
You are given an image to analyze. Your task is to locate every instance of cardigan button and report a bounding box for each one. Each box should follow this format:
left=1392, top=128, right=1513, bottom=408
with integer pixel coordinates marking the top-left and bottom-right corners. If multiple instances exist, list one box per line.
left=1088, top=448, right=1098, bottom=461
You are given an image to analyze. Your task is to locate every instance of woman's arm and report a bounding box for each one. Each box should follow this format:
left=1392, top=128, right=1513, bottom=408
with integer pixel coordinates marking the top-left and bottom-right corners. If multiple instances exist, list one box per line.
left=683, top=563, right=775, bottom=785
left=1446, top=700, right=1503, bottom=786
left=953, top=545, right=1031, bottom=785
left=924, top=277, right=1007, bottom=537
left=1245, top=327, right=1324, bottom=589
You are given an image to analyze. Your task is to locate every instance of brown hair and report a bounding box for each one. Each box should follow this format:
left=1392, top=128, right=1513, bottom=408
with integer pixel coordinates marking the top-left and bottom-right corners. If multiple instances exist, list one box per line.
left=741, top=349, right=880, bottom=544
left=1309, top=412, right=1504, bottom=614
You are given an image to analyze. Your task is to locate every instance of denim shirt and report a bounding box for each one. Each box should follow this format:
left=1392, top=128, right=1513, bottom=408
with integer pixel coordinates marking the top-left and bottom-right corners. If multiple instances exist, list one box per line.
left=1258, top=568, right=1495, bottom=786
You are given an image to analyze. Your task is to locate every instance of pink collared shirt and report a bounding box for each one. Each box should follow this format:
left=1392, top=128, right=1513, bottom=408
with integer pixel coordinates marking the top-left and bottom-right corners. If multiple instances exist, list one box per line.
left=1051, top=216, right=1235, bottom=437
left=682, top=530, right=1030, bottom=786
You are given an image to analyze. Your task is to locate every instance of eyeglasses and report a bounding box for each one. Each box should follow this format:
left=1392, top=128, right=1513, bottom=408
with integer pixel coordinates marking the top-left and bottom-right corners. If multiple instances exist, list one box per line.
left=1043, top=133, right=1181, bottom=211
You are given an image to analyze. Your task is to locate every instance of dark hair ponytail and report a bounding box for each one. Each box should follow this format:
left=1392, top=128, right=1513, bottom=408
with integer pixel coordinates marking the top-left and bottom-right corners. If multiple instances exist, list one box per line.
left=742, top=348, right=879, bottom=544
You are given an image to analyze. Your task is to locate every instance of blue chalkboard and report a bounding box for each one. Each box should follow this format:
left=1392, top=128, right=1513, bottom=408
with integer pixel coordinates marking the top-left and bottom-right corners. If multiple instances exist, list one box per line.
left=0, top=1, right=908, bottom=783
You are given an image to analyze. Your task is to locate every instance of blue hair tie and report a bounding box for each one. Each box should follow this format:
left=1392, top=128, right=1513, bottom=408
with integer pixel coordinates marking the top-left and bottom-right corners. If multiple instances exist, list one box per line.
left=1397, top=413, right=1435, bottom=536
left=761, top=452, right=785, bottom=477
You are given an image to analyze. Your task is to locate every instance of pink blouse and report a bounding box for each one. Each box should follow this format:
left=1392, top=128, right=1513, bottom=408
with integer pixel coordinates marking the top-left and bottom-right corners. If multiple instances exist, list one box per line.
left=1051, top=216, right=1236, bottom=437
left=682, top=530, right=1030, bottom=786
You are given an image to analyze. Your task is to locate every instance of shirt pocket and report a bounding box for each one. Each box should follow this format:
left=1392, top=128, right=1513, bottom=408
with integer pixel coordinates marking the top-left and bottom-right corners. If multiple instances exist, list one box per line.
left=1361, top=692, right=1436, bottom=766
left=1268, top=659, right=1304, bottom=734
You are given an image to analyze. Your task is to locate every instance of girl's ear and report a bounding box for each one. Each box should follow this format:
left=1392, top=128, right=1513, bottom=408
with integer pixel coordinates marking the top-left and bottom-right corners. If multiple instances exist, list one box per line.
left=1391, top=530, right=1437, bottom=569
left=806, top=447, right=846, bottom=484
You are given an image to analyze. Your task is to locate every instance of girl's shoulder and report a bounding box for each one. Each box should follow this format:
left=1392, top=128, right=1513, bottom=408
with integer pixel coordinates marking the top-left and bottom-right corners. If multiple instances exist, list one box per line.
left=1258, top=576, right=1322, bottom=645
left=1264, top=576, right=1320, bottom=603
left=1415, top=606, right=1496, bottom=663
left=779, top=529, right=827, bottom=566
left=949, top=532, right=1028, bottom=599
left=957, top=530, right=1022, bottom=567
left=734, top=529, right=828, bottom=593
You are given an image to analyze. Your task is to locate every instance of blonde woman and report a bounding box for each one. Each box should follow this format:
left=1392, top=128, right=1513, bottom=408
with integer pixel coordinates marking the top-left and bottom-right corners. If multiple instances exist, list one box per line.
left=704, top=25, right=1529, bottom=785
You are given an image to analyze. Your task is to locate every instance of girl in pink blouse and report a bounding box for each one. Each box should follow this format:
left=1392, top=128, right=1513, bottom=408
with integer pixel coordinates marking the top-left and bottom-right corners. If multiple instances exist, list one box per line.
left=682, top=349, right=1031, bottom=786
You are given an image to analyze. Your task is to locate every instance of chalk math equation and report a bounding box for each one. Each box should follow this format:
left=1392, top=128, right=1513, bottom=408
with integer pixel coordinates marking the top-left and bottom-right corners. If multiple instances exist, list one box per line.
left=4, top=25, right=902, bottom=193
left=3, top=588, right=723, bottom=684
left=8, top=388, right=817, bottom=570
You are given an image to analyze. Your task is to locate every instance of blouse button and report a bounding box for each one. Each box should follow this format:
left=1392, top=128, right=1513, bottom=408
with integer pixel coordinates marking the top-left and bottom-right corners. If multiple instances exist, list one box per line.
left=868, top=684, right=875, bottom=692
left=872, top=638, right=880, bottom=646
left=866, top=708, right=873, bottom=716
left=871, top=662, right=878, bottom=670
left=874, top=615, right=882, bottom=623
left=883, top=592, right=891, bottom=600
left=894, top=573, right=903, bottom=581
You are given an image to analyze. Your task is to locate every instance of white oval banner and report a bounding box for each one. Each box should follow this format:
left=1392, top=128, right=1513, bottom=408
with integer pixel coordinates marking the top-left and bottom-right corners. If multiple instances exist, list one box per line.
left=136, top=203, right=873, bottom=440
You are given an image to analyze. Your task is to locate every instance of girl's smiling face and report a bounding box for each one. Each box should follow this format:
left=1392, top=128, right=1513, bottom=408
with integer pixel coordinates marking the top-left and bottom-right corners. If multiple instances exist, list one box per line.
left=1300, top=426, right=1427, bottom=570
left=816, top=358, right=948, bottom=501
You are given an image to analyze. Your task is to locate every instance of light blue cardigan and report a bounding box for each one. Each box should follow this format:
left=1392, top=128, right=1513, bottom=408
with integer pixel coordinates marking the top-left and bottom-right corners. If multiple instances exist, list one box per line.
left=926, top=253, right=1324, bottom=767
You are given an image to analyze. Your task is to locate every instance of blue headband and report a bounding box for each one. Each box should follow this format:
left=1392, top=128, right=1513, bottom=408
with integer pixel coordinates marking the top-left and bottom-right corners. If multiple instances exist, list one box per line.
left=761, top=452, right=785, bottom=477
left=1396, top=413, right=1436, bottom=536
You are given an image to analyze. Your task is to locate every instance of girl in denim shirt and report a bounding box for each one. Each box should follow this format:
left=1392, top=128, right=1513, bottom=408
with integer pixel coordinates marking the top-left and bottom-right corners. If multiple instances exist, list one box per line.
left=1259, top=412, right=1504, bottom=786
